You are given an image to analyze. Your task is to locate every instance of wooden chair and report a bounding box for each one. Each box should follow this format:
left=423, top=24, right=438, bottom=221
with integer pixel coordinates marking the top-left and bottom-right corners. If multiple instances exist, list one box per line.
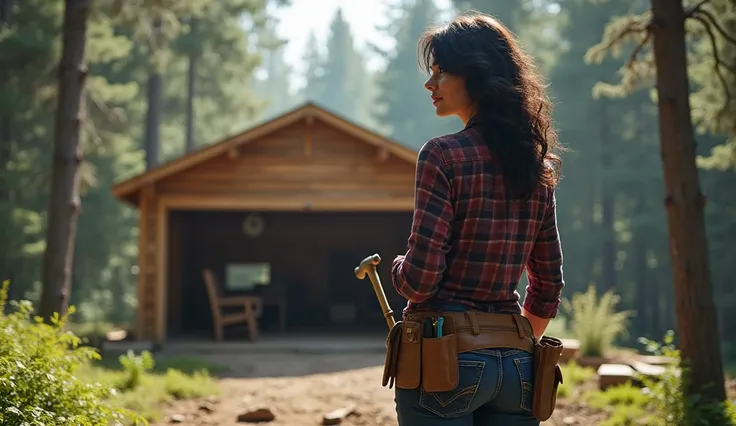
left=202, top=269, right=263, bottom=341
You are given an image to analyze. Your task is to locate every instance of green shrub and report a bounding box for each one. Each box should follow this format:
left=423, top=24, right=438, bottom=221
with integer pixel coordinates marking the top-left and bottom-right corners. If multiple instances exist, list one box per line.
left=577, top=332, right=735, bottom=426
left=118, top=350, right=155, bottom=391
left=638, top=331, right=736, bottom=426
left=0, top=281, right=145, bottom=426
left=561, top=360, right=597, bottom=385
left=561, top=285, right=633, bottom=357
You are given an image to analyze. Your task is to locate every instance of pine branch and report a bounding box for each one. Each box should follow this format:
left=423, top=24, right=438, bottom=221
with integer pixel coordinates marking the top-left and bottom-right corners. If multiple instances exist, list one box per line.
left=585, top=13, right=655, bottom=98
left=685, top=0, right=713, bottom=17
left=627, top=31, right=652, bottom=71
left=585, top=14, right=652, bottom=65
left=690, top=11, right=736, bottom=120
left=696, top=8, right=736, bottom=44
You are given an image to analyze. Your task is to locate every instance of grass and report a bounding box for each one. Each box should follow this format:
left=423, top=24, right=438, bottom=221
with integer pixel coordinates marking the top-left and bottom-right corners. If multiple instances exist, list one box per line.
left=557, top=361, right=597, bottom=399
left=76, top=353, right=226, bottom=423
left=93, top=352, right=231, bottom=375
left=583, top=383, right=656, bottom=426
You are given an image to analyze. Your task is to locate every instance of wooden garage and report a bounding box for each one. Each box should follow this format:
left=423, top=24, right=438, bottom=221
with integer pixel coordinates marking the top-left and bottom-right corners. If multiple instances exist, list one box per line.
left=112, top=102, right=419, bottom=344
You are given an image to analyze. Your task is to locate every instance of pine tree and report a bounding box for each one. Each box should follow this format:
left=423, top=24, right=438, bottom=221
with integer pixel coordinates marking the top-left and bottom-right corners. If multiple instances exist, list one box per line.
left=374, top=0, right=461, bottom=147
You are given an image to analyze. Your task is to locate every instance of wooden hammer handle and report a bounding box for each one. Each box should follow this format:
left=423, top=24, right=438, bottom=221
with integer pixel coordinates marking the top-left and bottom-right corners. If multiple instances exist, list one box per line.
left=354, top=254, right=396, bottom=329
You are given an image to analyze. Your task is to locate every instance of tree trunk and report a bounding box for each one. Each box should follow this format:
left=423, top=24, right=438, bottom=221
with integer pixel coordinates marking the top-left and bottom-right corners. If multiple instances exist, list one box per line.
left=144, top=19, right=163, bottom=169
left=633, top=198, right=649, bottom=338
left=38, top=0, right=90, bottom=320
left=144, top=72, right=161, bottom=169
left=185, top=18, right=197, bottom=153
left=0, top=0, right=12, bottom=286
left=650, top=0, right=726, bottom=404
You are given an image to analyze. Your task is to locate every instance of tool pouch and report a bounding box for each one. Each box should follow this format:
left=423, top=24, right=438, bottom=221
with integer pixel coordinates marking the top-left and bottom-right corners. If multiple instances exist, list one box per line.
left=382, top=320, right=423, bottom=389
left=532, top=336, right=564, bottom=421
left=421, top=333, right=459, bottom=392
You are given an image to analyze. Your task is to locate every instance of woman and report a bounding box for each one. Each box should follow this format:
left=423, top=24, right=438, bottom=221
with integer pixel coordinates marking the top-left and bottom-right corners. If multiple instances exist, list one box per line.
left=390, top=12, right=565, bottom=426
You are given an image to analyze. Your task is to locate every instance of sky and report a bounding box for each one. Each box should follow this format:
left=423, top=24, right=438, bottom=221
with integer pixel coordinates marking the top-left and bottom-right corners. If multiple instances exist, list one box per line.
left=269, top=0, right=453, bottom=89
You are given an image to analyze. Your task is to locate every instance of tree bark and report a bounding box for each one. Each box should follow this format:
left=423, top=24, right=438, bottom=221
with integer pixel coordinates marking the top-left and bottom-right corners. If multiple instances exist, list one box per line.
left=633, top=198, right=649, bottom=337
left=650, top=0, right=726, bottom=403
left=39, top=0, right=90, bottom=320
left=144, top=71, right=162, bottom=169
left=144, top=19, right=163, bottom=169
left=185, top=18, right=197, bottom=153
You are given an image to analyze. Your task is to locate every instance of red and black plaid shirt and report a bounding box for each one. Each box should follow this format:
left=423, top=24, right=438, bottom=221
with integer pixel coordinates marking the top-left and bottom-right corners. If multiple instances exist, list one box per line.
left=391, top=120, right=565, bottom=319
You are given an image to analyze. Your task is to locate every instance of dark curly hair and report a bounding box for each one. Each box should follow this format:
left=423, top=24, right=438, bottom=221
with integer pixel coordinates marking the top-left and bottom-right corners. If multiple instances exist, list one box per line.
left=418, top=11, right=563, bottom=200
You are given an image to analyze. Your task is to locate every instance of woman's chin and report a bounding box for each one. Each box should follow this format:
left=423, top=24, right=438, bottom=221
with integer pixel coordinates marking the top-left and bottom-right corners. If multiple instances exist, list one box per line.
left=434, top=108, right=452, bottom=117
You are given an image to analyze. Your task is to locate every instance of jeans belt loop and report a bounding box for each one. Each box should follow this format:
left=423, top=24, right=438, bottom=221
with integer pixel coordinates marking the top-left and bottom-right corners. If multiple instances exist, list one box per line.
left=464, top=311, right=480, bottom=335
left=511, top=314, right=527, bottom=339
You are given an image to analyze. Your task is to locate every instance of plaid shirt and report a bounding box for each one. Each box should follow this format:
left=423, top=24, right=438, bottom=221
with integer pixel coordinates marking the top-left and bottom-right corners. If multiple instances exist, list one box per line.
left=390, top=121, right=565, bottom=319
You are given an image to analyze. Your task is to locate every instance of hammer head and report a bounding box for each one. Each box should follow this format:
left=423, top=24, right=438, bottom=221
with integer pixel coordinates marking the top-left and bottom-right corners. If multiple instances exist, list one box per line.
left=354, top=253, right=382, bottom=279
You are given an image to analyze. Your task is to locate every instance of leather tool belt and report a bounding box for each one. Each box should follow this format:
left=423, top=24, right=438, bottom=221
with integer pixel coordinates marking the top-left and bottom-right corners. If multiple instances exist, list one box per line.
left=382, top=310, right=564, bottom=422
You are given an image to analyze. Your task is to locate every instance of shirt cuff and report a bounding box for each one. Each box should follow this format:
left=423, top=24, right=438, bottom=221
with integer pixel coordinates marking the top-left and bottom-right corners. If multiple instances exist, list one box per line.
left=522, top=289, right=561, bottom=319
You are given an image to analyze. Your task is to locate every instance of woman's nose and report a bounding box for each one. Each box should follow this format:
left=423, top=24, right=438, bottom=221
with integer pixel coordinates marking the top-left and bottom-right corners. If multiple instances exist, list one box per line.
left=424, top=77, right=436, bottom=92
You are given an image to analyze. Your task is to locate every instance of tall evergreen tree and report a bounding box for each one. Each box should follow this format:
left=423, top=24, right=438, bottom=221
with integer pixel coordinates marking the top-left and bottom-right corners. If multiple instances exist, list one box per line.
left=252, top=17, right=295, bottom=119
left=319, top=8, right=365, bottom=119
left=587, top=0, right=734, bottom=414
left=38, top=0, right=91, bottom=320
left=374, top=0, right=461, bottom=148
left=299, top=30, right=327, bottom=105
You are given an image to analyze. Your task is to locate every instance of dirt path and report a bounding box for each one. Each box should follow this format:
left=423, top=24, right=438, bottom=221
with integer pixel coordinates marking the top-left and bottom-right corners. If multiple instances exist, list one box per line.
left=152, top=353, right=607, bottom=426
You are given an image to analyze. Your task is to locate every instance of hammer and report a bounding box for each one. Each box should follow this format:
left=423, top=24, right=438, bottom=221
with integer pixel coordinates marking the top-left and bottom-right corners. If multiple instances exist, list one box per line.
left=354, top=254, right=396, bottom=329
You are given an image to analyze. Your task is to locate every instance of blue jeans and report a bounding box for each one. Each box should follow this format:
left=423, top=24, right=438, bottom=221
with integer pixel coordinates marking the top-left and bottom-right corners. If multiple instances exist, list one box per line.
left=394, top=303, right=539, bottom=425
left=394, top=348, right=539, bottom=425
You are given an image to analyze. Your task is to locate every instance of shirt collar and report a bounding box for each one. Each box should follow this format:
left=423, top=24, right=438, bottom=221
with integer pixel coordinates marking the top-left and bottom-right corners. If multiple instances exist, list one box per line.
left=464, top=115, right=481, bottom=130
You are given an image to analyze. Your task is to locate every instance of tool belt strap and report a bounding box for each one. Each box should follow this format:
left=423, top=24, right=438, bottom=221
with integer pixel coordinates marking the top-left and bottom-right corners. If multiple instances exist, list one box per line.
left=402, top=310, right=536, bottom=354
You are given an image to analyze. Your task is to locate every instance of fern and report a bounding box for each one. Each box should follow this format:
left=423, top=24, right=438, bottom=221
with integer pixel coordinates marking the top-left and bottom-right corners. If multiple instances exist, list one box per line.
left=562, top=285, right=633, bottom=357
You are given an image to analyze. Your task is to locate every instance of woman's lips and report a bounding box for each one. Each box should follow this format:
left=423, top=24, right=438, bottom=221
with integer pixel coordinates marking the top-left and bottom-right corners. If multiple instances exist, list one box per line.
left=432, top=96, right=442, bottom=105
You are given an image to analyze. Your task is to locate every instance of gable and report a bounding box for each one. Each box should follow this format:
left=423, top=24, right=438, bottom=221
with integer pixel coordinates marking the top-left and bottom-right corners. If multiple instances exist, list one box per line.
left=155, top=120, right=416, bottom=200
left=111, top=103, right=418, bottom=206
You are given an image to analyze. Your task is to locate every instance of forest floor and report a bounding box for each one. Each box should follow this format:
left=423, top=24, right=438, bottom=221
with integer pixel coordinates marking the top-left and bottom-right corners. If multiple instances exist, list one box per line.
left=148, top=352, right=614, bottom=426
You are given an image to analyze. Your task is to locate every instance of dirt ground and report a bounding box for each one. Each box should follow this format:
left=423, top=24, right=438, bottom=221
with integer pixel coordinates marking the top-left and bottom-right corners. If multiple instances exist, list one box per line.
left=152, top=352, right=609, bottom=426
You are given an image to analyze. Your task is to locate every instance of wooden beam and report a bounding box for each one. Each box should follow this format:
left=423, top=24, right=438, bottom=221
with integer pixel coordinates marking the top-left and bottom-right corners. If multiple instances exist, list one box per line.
left=155, top=199, right=168, bottom=345
left=160, top=194, right=414, bottom=212
left=135, top=192, right=150, bottom=342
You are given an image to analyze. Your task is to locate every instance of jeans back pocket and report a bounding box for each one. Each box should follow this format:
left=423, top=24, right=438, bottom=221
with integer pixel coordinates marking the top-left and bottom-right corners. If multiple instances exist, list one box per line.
left=419, top=360, right=485, bottom=418
left=513, top=355, right=534, bottom=413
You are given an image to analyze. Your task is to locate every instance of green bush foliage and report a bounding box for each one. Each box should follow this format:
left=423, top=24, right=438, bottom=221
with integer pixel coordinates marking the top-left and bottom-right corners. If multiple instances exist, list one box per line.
left=562, top=285, right=633, bottom=357
left=118, top=350, right=155, bottom=391
left=0, top=281, right=145, bottom=426
left=638, top=331, right=736, bottom=426
left=585, top=331, right=736, bottom=426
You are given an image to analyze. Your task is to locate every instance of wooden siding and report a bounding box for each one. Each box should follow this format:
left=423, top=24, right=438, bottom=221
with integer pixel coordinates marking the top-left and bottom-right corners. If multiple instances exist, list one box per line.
left=154, top=120, right=416, bottom=208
